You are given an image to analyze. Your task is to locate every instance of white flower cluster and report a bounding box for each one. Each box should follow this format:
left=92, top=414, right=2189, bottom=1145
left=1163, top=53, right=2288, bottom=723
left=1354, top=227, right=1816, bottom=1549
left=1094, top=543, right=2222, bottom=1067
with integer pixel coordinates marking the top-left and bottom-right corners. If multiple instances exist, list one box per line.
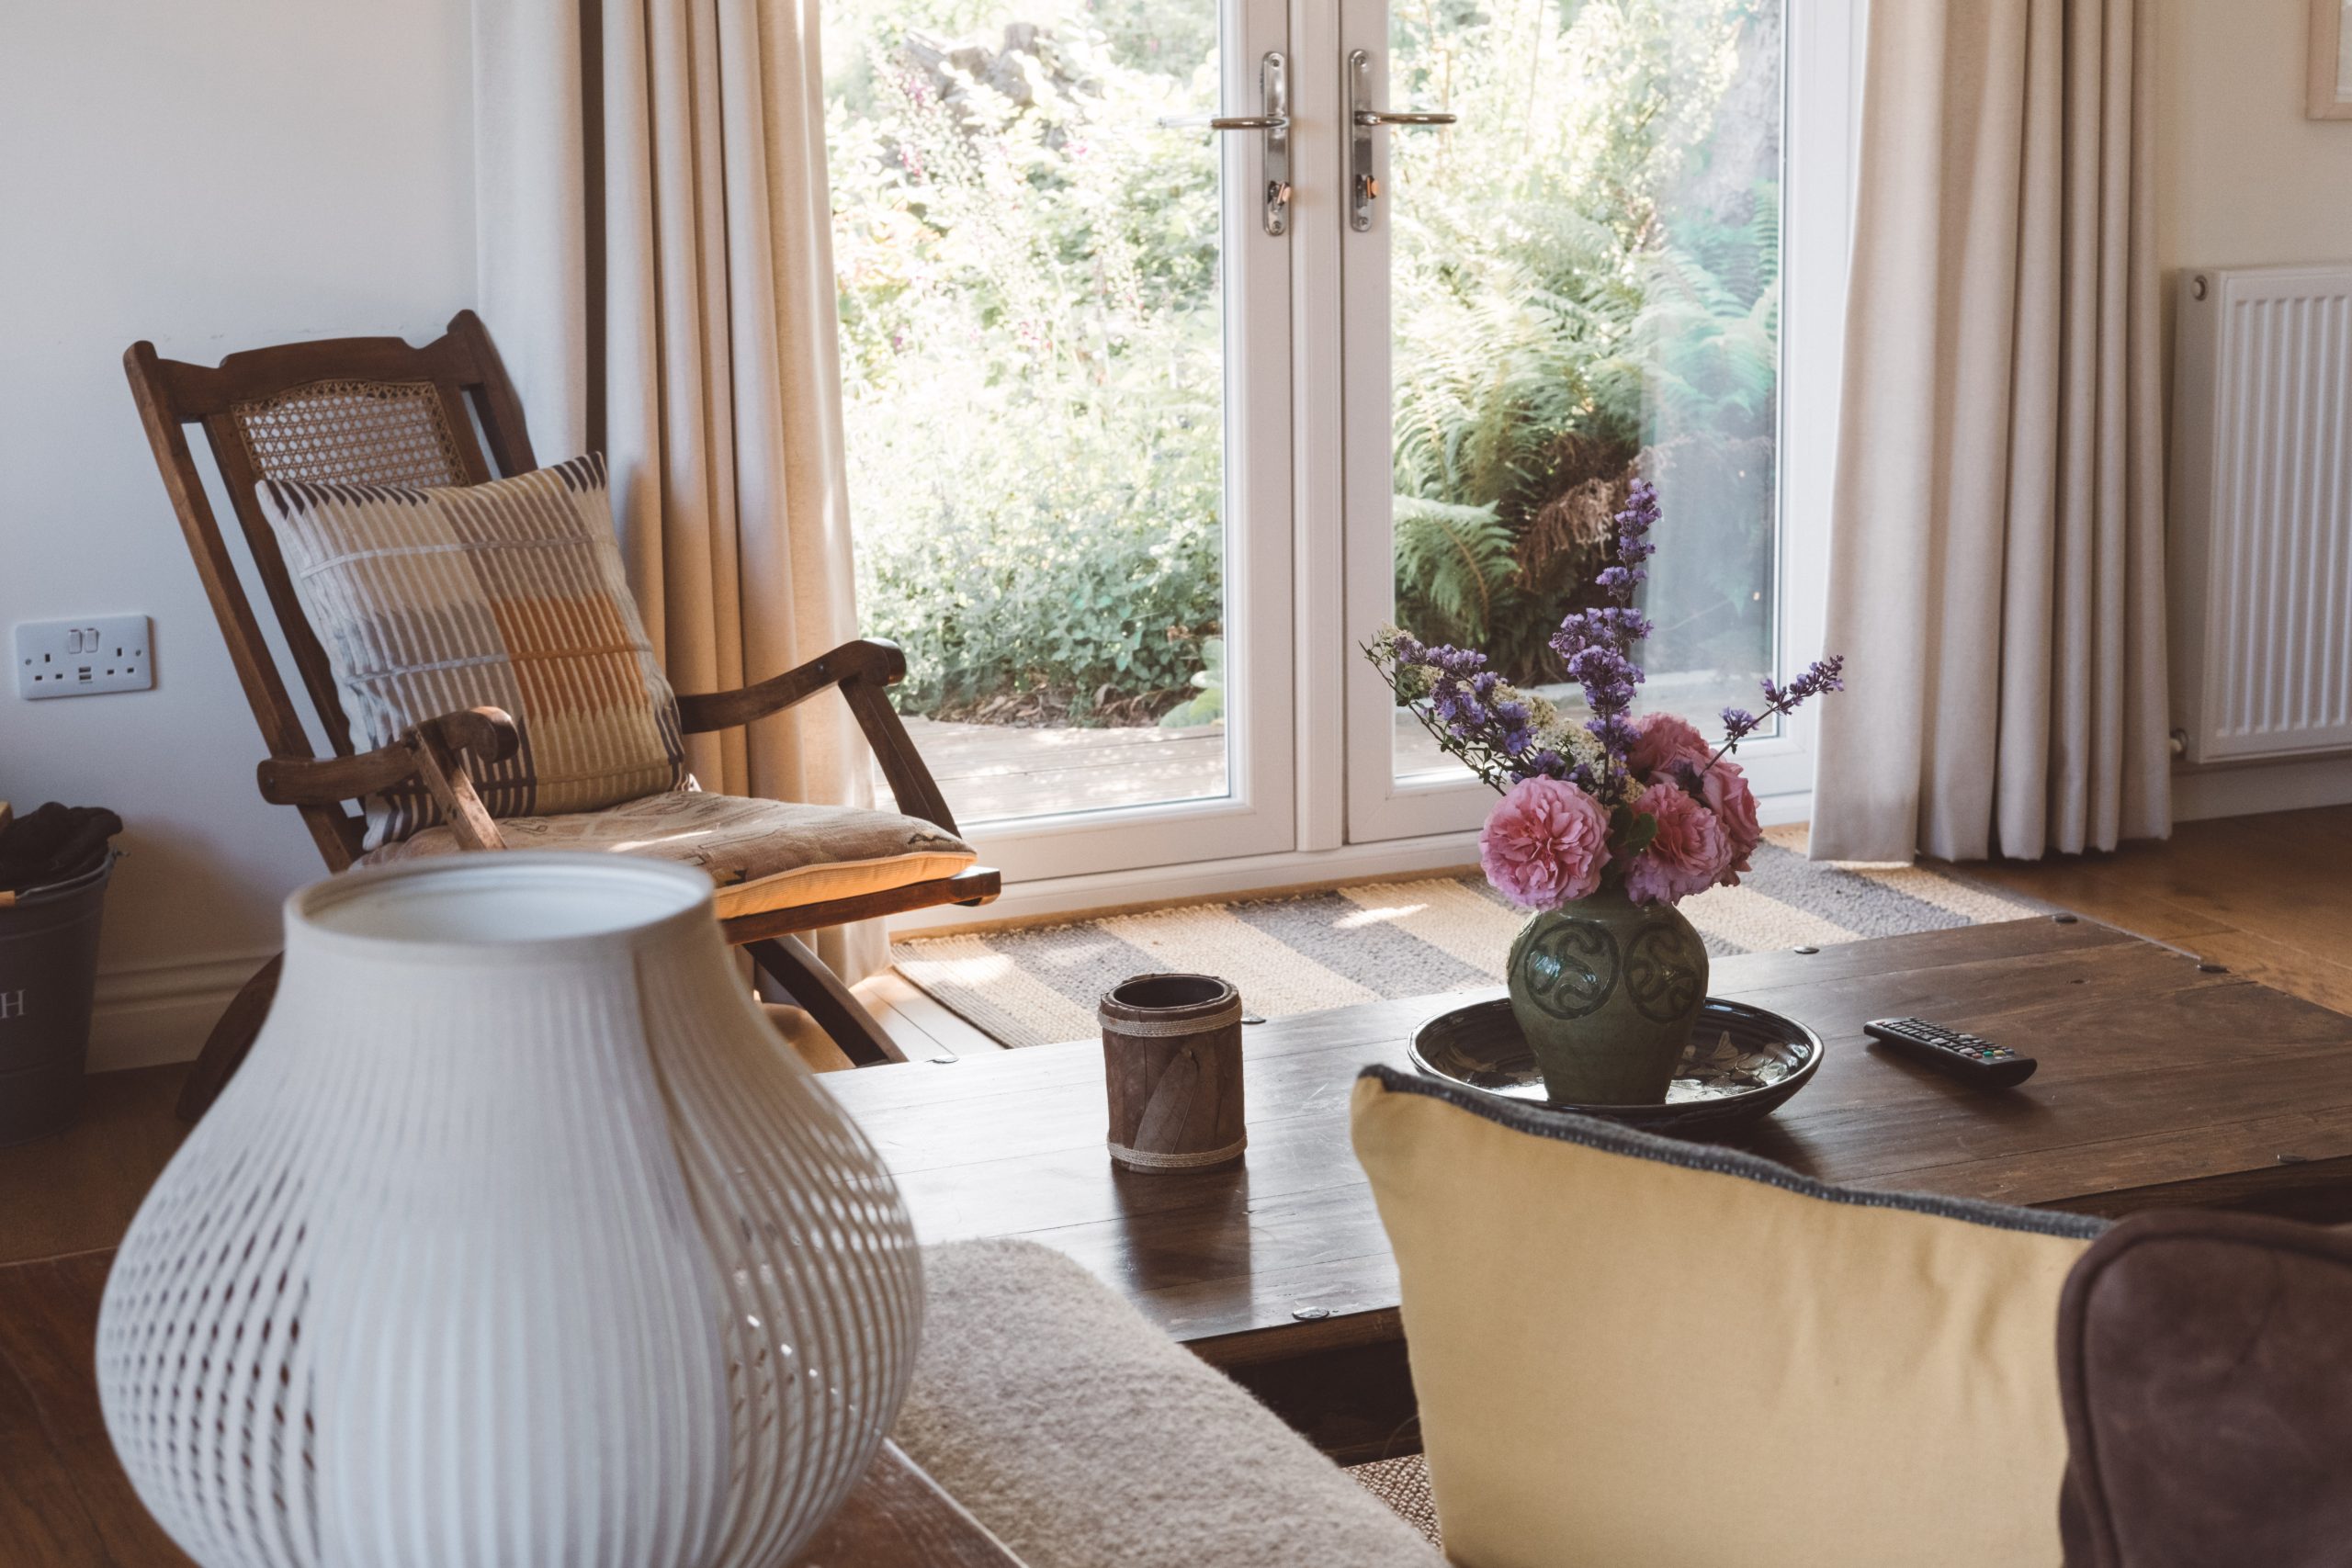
left=1365, top=626, right=1434, bottom=702
left=1508, top=684, right=1608, bottom=775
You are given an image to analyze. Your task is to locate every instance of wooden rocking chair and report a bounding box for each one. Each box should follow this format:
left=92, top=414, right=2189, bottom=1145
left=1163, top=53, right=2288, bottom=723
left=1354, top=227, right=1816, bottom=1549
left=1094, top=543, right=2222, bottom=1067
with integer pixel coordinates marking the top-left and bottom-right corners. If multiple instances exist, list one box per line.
left=127, top=310, right=998, bottom=1121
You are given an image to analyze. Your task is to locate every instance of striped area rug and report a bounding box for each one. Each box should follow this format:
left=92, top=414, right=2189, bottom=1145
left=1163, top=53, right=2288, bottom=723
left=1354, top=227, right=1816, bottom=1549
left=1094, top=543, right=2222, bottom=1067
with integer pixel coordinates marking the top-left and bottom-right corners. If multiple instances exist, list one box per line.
left=890, top=826, right=2051, bottom=1049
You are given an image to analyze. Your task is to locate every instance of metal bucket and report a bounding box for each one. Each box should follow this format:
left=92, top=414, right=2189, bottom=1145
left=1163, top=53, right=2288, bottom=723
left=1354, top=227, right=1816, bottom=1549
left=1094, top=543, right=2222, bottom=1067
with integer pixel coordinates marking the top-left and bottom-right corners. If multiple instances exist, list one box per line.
left=0, top=853, right=114, bottom=1145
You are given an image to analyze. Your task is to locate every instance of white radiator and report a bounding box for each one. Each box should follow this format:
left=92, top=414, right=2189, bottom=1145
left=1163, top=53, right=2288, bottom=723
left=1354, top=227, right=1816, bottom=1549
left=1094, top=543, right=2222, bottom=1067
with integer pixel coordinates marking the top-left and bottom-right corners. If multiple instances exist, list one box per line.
left=2169, top=264, right=2352, bottom=764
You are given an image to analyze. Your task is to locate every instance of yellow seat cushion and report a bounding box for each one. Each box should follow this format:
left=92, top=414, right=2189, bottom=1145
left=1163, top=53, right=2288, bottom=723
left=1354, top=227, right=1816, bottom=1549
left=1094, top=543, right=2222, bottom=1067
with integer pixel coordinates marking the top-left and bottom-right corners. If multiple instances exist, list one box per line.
left=357, top=790, right=977, bottom=918
left=1350, top=1066, right=2102, bottom=1568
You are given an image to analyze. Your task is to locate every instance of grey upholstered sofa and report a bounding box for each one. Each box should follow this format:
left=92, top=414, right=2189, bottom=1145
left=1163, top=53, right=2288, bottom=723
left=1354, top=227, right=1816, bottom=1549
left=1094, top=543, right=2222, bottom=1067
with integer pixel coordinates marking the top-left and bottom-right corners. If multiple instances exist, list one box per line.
left=893, top=1240, right=1442, bottom=1568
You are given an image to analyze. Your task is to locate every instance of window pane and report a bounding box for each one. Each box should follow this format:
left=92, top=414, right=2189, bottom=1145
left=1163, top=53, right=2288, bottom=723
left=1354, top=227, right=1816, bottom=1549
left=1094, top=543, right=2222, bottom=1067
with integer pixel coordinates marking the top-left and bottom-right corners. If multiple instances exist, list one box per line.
left=826, top=0, right=1230, bottom=824
left=1387, top=0, right=1782, bottom=779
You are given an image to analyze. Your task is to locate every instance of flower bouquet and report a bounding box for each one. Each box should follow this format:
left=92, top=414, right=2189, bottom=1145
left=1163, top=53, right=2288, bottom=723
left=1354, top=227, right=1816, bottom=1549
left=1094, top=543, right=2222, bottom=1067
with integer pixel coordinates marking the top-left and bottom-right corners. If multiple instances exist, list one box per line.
left=1366, top=479, right=1843, bottom=1104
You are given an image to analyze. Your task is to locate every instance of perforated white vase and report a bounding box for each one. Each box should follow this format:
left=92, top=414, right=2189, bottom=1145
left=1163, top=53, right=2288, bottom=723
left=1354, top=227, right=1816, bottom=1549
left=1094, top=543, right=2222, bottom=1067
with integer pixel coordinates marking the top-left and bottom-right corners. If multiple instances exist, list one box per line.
left=96, top=854, right=923, bottom=1568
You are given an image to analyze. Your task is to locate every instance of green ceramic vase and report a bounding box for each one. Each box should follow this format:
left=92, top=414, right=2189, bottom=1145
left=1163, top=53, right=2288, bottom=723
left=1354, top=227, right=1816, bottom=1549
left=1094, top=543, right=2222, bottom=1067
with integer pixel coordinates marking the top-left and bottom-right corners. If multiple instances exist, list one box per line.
left=1505, top=886, right=1709, bottom=1105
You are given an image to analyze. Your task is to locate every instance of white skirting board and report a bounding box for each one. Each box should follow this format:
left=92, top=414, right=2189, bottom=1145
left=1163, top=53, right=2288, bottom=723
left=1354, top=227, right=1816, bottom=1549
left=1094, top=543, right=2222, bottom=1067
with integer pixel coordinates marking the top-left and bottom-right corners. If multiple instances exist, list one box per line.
left=2172, top=753, right=2352, bottom=823
left=86, top=952, right=271, bottom=1074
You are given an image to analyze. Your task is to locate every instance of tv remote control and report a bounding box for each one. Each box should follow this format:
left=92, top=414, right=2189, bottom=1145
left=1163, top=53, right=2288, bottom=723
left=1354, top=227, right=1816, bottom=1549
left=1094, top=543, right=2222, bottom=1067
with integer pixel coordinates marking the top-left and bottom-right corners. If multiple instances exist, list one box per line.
left=1862, top=1018, right=2038, bottom=1089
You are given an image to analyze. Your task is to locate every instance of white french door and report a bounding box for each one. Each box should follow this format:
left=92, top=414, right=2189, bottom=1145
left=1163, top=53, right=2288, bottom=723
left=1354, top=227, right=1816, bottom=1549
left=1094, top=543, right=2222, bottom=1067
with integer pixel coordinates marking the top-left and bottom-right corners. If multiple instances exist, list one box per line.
left=982, top=0, right=1301, bottom=881
left=828, top=0, right=1297, bottom=884
left=834, top=0, right=1856, bottom=902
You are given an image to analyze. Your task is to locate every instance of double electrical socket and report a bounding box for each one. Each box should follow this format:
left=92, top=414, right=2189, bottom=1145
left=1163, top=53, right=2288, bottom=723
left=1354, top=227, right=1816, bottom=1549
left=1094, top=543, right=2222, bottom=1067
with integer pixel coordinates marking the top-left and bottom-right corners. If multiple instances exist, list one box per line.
left=15, top=615, right=153, bottom=699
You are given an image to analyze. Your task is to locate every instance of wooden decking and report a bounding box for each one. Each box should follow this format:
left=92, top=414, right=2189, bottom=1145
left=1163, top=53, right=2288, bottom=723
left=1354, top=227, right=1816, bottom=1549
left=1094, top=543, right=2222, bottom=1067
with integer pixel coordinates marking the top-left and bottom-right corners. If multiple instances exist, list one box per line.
left=874, top=671, right=1769, bottom=825
left=876, top=714, right=1457, bottom=824
left=877, top=716, right=1229, bottom=823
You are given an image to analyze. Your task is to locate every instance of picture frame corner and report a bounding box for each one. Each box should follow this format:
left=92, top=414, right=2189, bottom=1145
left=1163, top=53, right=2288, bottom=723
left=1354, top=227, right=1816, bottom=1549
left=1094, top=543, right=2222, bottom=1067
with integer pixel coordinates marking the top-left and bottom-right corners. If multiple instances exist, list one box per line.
left=2307, top=0, right=2352, bottom=121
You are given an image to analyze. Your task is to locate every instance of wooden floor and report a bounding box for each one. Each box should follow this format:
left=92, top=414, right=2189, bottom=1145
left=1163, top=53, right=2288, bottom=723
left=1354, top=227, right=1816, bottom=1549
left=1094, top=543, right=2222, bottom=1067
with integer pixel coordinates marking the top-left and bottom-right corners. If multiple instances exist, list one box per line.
left=1953, top=805, right=2352, bottom=1018
left=0, top=1066, right=187, bottom=1267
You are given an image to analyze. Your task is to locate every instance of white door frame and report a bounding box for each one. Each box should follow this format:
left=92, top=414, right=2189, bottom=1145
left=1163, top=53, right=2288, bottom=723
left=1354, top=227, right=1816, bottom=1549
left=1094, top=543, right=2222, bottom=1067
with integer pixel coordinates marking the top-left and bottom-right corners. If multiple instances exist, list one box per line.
left=1745, top=0, right=1861, bottom=807
left=942, top=0, right=1298, bottom=885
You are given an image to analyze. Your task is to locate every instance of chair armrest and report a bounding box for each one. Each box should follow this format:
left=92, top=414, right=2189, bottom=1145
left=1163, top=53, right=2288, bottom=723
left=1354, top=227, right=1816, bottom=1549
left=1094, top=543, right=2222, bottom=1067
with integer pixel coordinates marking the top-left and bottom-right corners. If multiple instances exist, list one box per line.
left=421, top=706, right=523, bottom=765
left=676, top=639, right=962, bottom=837
left=675, top=638, right=908, bottom=732
left=256, top=707, right=520, bottom=807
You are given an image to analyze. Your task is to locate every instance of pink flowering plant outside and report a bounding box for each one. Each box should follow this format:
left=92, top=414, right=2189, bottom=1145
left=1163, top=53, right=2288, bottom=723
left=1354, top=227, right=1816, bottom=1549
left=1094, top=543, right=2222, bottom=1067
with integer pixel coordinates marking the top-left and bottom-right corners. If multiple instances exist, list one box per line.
left=1365, top=479, right=1843, bottom=913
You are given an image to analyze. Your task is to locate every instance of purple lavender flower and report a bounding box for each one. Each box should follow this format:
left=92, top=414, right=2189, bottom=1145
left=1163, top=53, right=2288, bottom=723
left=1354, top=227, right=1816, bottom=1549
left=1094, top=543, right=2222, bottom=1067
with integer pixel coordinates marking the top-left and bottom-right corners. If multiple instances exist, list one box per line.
left=1546, top=478, right=1662, bottom=797
left=1364, top=630, right=1580, bottom=790
left=1366, top=478, right=1845, bottom=818
left=1715, top=655, right=1847, bottom=752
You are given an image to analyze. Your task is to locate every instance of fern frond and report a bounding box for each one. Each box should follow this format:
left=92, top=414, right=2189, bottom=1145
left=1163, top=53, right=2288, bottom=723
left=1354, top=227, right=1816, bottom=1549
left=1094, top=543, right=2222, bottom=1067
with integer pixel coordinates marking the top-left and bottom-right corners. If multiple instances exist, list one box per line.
left=1393, top=495, right=1519, bottom=646
left=1747, top=180, right=1780, bottom=295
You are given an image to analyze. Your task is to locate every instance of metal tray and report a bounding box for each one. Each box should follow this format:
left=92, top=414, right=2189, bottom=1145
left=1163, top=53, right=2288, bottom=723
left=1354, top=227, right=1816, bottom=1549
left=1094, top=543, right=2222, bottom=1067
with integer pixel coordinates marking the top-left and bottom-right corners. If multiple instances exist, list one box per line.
left=1408, top=997, right=1824, bottom=1135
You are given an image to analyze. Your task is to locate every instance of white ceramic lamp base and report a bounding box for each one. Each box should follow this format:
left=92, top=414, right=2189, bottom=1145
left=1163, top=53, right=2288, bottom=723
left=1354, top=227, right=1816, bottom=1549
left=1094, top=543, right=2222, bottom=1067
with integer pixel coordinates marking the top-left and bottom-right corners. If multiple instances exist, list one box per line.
left=96, top=854, right=922, bottom=1568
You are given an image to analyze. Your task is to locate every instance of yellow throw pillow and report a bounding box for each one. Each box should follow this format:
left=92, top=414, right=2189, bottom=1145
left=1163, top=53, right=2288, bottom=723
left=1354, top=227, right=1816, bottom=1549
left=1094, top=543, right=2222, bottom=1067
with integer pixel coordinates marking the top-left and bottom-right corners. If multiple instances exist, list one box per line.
left=1351, top=1066, right=2100, bottom=1568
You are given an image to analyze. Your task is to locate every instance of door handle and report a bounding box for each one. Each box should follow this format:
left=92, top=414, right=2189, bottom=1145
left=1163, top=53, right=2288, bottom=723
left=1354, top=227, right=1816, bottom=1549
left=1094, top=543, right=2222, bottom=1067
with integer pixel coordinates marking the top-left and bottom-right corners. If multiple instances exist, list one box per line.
left=1193, top=52, right=1291, bottom=236
left=1348, top=49, right=1454, bottom=231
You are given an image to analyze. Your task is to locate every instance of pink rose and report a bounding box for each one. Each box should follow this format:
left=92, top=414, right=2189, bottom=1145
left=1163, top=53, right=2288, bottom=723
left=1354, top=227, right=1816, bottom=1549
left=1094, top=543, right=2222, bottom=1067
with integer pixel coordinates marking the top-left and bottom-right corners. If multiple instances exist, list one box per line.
left=1623, top=779, right=1733, bottom=906
left=1480, top=776, right=1611, bottom=909
left=1627, top=713, right=1711, bottom=783
left=1696, top=759, right=1762, bottom=883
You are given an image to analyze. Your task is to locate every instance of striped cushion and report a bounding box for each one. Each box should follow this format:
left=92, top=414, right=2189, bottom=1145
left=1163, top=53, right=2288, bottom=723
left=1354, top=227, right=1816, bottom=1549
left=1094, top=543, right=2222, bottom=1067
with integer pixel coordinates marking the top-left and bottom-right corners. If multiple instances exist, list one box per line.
left=256, top=454, right=685, bottom=847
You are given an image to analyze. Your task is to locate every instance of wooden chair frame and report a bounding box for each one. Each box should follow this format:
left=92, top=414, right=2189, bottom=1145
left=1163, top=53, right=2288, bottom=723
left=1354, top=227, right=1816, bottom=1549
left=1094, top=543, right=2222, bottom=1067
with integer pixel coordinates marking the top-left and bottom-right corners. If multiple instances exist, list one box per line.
left=127, top=310, right=998, bottom=1119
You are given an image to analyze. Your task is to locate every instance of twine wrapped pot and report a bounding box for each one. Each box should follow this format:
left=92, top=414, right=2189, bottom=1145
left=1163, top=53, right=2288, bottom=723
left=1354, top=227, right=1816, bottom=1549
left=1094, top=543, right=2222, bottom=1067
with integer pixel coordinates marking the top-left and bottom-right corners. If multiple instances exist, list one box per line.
left=1099, top=973, right=1248, bottom=1172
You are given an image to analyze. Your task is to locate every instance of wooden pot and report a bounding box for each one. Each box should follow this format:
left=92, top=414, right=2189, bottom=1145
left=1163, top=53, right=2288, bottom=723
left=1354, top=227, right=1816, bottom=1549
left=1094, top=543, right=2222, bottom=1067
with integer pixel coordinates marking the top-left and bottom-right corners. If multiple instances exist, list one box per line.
left=1098, top=973, right=1247, bottom=1172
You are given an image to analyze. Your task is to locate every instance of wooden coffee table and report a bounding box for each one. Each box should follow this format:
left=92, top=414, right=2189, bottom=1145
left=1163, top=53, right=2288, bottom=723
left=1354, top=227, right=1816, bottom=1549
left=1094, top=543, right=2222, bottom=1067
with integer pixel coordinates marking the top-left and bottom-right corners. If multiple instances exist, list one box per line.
left=826, top=918, right=2352, bottom=1458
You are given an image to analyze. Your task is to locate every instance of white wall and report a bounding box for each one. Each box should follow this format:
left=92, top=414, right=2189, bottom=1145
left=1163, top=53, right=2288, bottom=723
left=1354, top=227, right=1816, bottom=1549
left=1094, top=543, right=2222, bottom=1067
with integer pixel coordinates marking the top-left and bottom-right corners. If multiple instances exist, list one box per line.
left=2152, top=0, right=2352, bottom=274
left=0, top=2, right=478, bottom=1066
left=2149, top=0, right=2352, bottom=820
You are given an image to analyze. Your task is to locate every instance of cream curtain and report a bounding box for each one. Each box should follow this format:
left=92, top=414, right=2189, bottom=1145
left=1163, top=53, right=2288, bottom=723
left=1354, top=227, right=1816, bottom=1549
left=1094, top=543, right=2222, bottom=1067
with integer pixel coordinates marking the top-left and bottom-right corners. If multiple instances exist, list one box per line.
left=1811, top=0, right=2170, bottom=863
left=478, top=0, right=885, bottom=981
